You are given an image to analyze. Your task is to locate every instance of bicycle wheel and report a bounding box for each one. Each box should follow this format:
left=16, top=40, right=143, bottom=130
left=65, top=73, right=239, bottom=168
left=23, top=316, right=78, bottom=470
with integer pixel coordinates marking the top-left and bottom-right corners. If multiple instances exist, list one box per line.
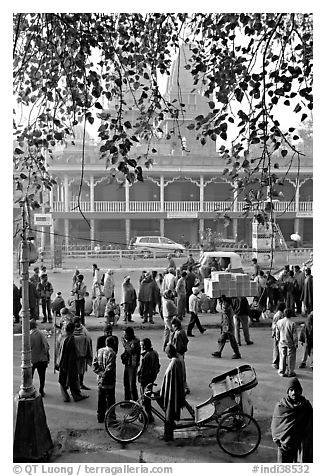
left=104, top=400, right=148, bottom=443
left=216, top=411, right=261, bottom=457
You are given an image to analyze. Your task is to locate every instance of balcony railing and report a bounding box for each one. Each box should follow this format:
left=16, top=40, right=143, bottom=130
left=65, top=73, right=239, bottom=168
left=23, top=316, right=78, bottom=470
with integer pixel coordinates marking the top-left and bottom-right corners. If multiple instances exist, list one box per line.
left=52, top=200, right=313, bottom=214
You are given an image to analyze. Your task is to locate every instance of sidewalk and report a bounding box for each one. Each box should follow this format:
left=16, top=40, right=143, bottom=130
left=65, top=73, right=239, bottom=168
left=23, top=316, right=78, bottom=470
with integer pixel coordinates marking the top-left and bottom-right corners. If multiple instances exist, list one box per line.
left=13, top=310, right=307, bottom=334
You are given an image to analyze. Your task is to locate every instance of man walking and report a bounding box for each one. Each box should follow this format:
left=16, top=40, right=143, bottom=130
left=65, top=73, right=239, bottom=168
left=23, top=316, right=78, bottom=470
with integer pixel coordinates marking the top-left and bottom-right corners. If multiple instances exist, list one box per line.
left=212, top=295, right=241, bottom=359
left=187, top=287, right=206, bottom=337
left=175, top=271, right=187, bottom=320
left=232, top=296, right=253, bottom=346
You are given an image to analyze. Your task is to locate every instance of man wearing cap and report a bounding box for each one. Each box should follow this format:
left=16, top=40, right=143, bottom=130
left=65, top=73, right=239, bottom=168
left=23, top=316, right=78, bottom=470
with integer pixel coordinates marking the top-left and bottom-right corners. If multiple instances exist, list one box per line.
left=187, top=287, right=206, bottom=337
left=37, top=273, right=53, bottom=323
left=271, top=377, right=313, bottom=462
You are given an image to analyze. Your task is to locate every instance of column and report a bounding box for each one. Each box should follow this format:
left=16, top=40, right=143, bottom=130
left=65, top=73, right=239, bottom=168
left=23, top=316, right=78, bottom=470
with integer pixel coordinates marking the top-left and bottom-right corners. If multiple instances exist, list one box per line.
left=233, top=218, right=238, bottom=242
left=199, top=219, right=204, bottom=242
left=50, top=219, right=55, bottom=269
left=160, top=176, right=165, bottom=212
left=125, top=219, right=130, bottom=245
left=295, top=179, right=300, bottom=213
left=40, top=187, right=46, bottom=251
left=125, top=180, right=130, bottom=212
left=90, top=219, right=95, bottom=246
left=64, top=175, right=69, bottom=212
left=90, top=175, right=95, bottom=212
left=199, top=176, right=204, bottom=212
left=64, top=219, right=69, bottom=249
left=233, top=184, right=238, bottom=212
left=160, top=219, right=165, bottom=236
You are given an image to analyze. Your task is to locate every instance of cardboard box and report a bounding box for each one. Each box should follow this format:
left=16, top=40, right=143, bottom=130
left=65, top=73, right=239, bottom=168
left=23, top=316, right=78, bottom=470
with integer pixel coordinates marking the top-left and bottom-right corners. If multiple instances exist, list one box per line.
left=206, top=280, right=221, bottom=298
left=211, top=271, right=232, bottom=283
left=249, top=281, right=258, bottom=296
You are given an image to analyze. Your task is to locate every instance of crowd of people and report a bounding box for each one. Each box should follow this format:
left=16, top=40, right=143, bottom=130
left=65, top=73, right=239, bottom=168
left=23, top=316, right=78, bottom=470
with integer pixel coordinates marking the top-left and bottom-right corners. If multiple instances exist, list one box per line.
left=14, top=255, right=313, bottom=458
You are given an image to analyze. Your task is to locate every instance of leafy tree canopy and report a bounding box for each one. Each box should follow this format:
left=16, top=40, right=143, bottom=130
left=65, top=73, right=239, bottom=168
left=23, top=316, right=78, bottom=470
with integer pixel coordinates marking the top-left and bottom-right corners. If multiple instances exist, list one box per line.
left=13, top=13, right=312, bottom=223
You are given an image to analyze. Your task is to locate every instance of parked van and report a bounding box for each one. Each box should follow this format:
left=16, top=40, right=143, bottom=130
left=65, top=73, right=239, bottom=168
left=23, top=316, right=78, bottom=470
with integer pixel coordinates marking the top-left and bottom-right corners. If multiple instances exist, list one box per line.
left=129, top=236, right=186, bottom=258
left=198, top=251, right=244, bottom=278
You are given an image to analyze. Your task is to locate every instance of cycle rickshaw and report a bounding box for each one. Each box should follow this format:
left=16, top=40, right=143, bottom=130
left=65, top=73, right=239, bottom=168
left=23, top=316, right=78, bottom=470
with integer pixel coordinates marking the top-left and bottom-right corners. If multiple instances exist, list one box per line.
left=104, top=364, right=261, bottom=457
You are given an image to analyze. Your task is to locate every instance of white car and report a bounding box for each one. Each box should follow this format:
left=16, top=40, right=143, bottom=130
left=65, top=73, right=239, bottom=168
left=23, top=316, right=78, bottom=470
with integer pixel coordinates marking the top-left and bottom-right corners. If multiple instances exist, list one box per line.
left=129, top=236, right=186, bottom=258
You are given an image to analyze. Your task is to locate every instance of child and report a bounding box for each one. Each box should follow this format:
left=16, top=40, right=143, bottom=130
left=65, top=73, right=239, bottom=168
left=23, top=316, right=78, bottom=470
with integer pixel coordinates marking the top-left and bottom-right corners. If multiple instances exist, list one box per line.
left=276, top=308, right=298, bottom=377
left=104, top=297, right=121, bottom=325
left=299, top=312, right=313, bottom=369
left=51, top=292, right=65, bottom=316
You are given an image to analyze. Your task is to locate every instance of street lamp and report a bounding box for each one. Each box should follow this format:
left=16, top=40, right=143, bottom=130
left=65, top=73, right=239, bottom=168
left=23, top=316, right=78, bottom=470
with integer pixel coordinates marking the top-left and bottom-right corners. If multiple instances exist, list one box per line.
left=13, top=199, right=53, bottom=462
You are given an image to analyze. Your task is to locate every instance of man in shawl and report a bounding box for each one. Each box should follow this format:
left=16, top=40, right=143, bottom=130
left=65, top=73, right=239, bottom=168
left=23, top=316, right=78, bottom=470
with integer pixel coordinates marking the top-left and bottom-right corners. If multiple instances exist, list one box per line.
left=271, top=377, right=313, bottom=462
left=56, top=321, right=89, bottom=402
left=158, top=344, right=185, bottom=441
left=121, top=276, right=137, bottom=322
left=73, top=316, right=93, bottom=390
left=302, top=268, right=313, bottom=315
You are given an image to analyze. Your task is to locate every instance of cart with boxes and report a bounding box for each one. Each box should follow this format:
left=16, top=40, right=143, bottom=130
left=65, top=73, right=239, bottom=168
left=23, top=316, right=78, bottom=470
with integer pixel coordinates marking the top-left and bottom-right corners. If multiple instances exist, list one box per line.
left=204, top=272, right=258, bottom=298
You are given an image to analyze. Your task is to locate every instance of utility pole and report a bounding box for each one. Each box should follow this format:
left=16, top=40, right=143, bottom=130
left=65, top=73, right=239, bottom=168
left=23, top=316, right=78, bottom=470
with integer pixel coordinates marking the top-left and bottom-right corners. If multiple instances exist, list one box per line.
left=13, top=199, right=53, bottom=462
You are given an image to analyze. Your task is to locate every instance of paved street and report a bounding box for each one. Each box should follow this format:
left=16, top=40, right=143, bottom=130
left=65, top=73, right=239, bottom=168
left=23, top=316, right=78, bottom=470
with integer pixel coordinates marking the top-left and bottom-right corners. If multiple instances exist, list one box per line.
left=13, top=313, right=313, bottom=463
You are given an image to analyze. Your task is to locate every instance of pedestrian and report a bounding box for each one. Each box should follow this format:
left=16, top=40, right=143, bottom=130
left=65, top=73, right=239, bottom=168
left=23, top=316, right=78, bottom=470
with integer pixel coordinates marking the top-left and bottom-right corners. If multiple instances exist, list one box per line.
left=138, top=338, right=160, bottom=423
left=72, top=274, right=87, bottom=325
left=162, top=268, right=177, bottom=294
left=57, top=307, right=74, bottom=332
left=152, top=270, right=162, bottom=317
left=185, top=266, right=196, bottom=313
left=92, top=263, right=101, bottom=298
left=271, top=377, right=313, bottom=462
left=158, top=343, right=185, bottom=442
left=211, top=295, right=241, bottom=359
left=73, top=316, right=93, bottom=390
left=302, top=268, right=313, bottom=315
left=93, top=293, right=107, bottom=318
left=139, top=270, right=147, bottom=285
left=278, top=265, right=290, bottom=302
left=232, top=296, right=253, bottom=346
left=121, top=327, right=141, bottom=401
left=51, top=292, right=65, bottom=317
left=104, top=297, right=120, bottom=325
left=92, top=336, right=117, bottom=423
left=13, top=283, right=21, bottom=323
left=162, top=290, right=177, bottom=351
left=27, top=279, right=40, bottom=320
left=271, top=302, right=286, bottom=369
left=121, top=276, right=137, bottom=323
left=284, top=270, right=297, bottom=315
left=276, top=308, right=298, bottom=377
left=255, top=270, right=267, bottom=311
left=175, top=271, right=187, bottom=320
left=56, top=321, right=89, bottom=402
left=37, top=273, right=53, bottom=323
left=72, top=269, right=80, bottom=288
left=266, top=271, right=278, bottom=312
left=138, top=272, right=155, bottom=324
left=293, top=265, right=305, bottom=315
left=299, top=312, right=313, bottom=369
left=170, top=317, right=190, bottom=394
left=96, top=324, right=119, bottom=354
left=187, top=287, right=206, bottom=337
left=102, top=269, right=115, bottom=300
left=30, top=319, right=50, bottom=397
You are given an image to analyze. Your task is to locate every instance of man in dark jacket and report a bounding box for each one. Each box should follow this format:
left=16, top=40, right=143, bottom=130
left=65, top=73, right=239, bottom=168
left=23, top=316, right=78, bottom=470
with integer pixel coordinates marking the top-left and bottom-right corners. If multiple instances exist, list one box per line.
left=302, top=268, right=313, bottom=315
left=232, top=296, right=253, bottom=346
left=212, top=295, right=241, bottom=359
left=138, top=272, right=155, bottom=323
left=96, top=324, right=119, bottom=354
left=30, top=319, right=50, bottom=397
left=138, top=338, right=160, bottom=423
left=185, top=266, right=196, bottom=313
left=271, top=377, right=313, bottom=462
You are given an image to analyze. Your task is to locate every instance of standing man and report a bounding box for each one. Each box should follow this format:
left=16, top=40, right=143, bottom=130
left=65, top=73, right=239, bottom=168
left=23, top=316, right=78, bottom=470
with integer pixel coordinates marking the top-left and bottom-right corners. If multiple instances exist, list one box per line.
left=170, top=317, right=190, bottom=394
left=73, top=316, right=93, bottom=390
left=293, top=265, right=305, bottom=315
left=232, top=296, right=253, bottom=346
left=30, top=319, right=50, bottom=397
left=121, top=275, right=137, bottom=323
left=276, top=308, right=298, bottom=377
left=162, top=268, right=177, bottom=294
left=37, top=273, right=53, bottom=323
left=167, top=254, right=176, bottom=271
left=271, top=377, right=313, bottom=462
left=158, top=344, right=185, bottom=442
left=30, top=266, right=41, bottom=319
left=175, top=271, right=187, bottom=320
left=56, top=321, right=89, bottom=402
left=72, top=274, right=87, bottom=325
left=121, top=327, right=141, bottom=401
left=138, top=272, right=155, bottom=324
left=93, top=336, right=117, bottom=423
left=162, top=290, right=177, bottom=351
left=138, top=338, right=160, bottom=423
left=302, top=268, right=313, bottom=315
left=96, top=324, right=119, bottom=354
left=92, top=263, right=101, bottom=298
left=187, top=287, right=206, bottom=337
left=211, top=295, right=241, bottom=359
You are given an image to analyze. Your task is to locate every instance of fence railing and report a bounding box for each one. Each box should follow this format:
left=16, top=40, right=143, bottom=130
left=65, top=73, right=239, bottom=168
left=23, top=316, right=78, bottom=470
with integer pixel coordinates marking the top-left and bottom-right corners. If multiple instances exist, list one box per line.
left=52, top=200, right=313, bottom=214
